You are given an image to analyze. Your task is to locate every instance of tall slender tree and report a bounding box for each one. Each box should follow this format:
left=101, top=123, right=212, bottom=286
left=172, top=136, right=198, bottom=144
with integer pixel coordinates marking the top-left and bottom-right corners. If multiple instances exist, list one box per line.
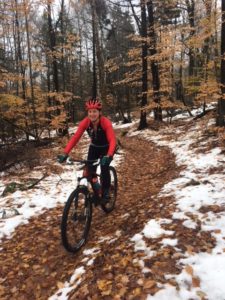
left=47, top=0, right=59, bottom=92
left=147, top=0, right=162, bottom=121
left=14, top=0, right=26, bottom=100
left=216, top=0, right=225, bottom=125
left=91, top=1, right=97, bottom=99
left=185, top=0, right=195, bottom=77
left=23, top=0, right=37, bottom=137
left=59, top=0, right=66, bottom=91
left=138, top=0, right=148, bottom=129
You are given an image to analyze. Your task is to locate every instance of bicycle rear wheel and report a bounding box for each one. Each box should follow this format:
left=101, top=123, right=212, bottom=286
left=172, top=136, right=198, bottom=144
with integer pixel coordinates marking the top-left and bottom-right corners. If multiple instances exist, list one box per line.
left=61, top=187, right=92, bottom=253
left=101, top=166, right=118, bottom=213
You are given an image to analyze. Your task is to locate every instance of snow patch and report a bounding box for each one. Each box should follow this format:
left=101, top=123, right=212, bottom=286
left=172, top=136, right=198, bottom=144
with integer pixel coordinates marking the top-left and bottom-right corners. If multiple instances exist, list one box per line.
left=143, top=219, right=174, bottom=239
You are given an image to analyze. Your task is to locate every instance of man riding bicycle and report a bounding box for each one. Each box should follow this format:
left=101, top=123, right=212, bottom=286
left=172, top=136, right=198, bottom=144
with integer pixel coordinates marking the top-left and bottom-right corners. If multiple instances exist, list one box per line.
left=58, top=97, right=116, bottom=202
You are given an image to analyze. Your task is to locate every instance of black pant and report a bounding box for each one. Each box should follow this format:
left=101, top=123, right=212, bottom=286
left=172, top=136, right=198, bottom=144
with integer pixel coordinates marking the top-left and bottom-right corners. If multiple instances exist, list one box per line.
left=87, top=145, right=111, bottom=191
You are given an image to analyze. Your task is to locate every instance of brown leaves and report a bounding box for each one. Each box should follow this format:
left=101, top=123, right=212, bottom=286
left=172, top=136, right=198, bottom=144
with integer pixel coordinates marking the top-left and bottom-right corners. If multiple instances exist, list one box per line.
left=192, top=277, right=200, bottom=288
left=143, top=279, right=156, bottom=290
left=120, top=257, right=131, bottom=267
left=199, top=205, right=224, bottom=214
left=0, top=285, right=5, bottom=298
left=121, top=275, right=129, bottom=284
left=97, top=279, right=113, bottom=296
left=185, top=265, right=201, bottom=288
left=1, top=123, right=220, bottom=300
left=196, top=290, right=207, bottom=300
left=186, top=245, right=195, bottom=255
left=185, top=265, right=194, bottom=276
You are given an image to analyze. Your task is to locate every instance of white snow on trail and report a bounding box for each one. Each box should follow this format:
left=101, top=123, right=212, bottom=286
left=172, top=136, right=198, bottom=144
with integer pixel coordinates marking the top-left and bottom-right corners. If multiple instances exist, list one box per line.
left=1, top=115, right=225, bottom=300
left=0, top=169, right=77, bottom=241
left=49, top=266, right=85, bottom=300
left=0, top=127, right=123, bottom=242
left=0, top=124, right=124, bottom=299
left=130, top=118, right=225, bottom=300
left=49, top=232, right=122, bottom=300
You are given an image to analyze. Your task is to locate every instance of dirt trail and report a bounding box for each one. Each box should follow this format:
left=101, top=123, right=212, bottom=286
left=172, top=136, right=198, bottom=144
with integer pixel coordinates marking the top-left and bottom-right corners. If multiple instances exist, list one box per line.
left=0, top=130, right=213, bottom=299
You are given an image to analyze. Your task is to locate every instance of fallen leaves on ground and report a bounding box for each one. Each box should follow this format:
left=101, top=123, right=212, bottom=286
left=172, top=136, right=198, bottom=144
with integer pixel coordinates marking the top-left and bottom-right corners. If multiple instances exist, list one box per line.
left=0, top=118, right=223, bottom=299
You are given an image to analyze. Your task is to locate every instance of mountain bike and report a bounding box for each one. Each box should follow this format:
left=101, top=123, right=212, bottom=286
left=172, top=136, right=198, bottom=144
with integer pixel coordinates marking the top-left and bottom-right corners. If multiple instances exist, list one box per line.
left=61, top=158, right=118, bottom=253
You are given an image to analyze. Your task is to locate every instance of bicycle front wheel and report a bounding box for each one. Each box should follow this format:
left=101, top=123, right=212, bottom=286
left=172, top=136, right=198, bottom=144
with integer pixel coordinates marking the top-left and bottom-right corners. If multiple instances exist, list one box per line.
left=61, top=187, right=92, bottom=253
left=101, top=166, right=118, bottom=213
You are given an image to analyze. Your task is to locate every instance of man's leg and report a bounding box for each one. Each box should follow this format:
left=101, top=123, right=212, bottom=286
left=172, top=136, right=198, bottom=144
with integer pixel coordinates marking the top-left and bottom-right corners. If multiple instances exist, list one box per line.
left=87, top=146, right=102, bottom=196
left=87, top=145, right=98, bottom=175
left=100, top=151, right=111, bottom=200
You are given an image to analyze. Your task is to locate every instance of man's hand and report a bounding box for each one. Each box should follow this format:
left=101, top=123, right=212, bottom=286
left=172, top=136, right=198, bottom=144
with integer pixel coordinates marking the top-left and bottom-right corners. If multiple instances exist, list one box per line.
left=101, top=155, right=112, bottom=166
left=57, top=154, right=68, bottom=163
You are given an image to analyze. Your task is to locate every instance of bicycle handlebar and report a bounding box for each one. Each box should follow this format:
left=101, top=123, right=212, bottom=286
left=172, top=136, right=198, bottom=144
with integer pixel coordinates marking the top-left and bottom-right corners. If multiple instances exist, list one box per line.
left=67, top=157, right=101, bottom=166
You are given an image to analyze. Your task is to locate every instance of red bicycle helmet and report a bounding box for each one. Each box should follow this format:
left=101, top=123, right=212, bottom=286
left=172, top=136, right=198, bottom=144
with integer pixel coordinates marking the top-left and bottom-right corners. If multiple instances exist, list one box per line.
left=85, top=98, right=102, bottom=110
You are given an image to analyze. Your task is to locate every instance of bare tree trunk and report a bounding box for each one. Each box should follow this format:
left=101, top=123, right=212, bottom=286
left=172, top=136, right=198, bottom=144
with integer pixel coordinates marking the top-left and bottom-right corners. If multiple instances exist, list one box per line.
left=14, top=0, right=29, bottom=141
left=185, top=0, right=195, bottom=77
left=47, top=1, right=59, bottom=92
left=91, top=2, right=97, bottom=99
left=147, top=0, right=162, bottom=121
left=12, top=11, right=19, bottom=96
left=60, top=0, right=66, bottom=91
left=14, top=0, right=26, bottom=100
left=138, top=0, right=148, bottom=130
left=23, top=0, right=37, bottom=138
left=128, top=0, right=141, bottom=32
left=96, top=22, right=106, bottom=101
left=178, top=35, right=193, bottom=117
left=201, top=0, right=213, bottom=112
left=216, top=0, right=225, bottom=126
left=77, top=15, right=83, bottom=99
left=213, top=0, right=220, bottom=79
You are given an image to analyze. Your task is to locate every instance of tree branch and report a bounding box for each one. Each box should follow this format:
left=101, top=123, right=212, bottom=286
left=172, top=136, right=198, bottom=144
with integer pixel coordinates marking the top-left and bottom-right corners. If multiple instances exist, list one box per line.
left=0, top=116, right=36, bottom=139
left=127, top=0, right=141, bottom=34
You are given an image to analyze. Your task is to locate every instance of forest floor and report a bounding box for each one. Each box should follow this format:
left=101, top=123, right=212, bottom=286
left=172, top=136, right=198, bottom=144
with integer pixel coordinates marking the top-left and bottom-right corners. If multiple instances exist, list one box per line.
left=0, top=112, right=225, bottom=300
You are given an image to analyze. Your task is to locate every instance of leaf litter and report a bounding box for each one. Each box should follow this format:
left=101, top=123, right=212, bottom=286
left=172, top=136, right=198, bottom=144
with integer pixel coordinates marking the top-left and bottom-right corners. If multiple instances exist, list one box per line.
left=0, top=114, right=224, bottom=299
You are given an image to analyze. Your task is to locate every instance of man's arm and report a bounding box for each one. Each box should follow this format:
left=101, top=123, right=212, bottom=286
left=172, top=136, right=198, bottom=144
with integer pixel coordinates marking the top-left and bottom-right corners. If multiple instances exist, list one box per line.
left=64, top=117, right=90, bottom=154
left=102, top=118, right=116, bottom=156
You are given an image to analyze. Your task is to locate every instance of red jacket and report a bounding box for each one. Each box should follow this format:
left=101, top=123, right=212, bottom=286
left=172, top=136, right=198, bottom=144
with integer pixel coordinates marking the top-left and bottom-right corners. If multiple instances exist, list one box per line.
left=64, top=116, right=116, bottom=156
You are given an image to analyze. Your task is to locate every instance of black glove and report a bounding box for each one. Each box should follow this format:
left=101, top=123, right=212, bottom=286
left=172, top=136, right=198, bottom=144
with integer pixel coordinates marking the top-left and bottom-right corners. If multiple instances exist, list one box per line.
left=101, top=156, right=112, bottom=166
left=57, top=154, right=68, bottom=163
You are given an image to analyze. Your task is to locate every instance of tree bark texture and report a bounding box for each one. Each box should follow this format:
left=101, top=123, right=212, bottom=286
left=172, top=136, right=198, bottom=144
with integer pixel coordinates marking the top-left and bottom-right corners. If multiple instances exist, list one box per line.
left=91, top=2, right=97, bottom=99
left=216, top=0, right=225, bottom=126
left=138, top=0, right=148, bottom=130
left=147, top=0, right=162, bottom=121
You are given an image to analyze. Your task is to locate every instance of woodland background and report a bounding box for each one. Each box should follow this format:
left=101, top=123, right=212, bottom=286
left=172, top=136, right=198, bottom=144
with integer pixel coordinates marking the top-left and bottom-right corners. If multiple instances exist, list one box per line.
left=0, top=0, right=225, bottom=169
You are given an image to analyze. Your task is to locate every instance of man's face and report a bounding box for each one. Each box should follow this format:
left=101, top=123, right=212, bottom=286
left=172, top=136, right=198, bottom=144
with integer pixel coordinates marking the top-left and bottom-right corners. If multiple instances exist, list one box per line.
left=88, top=109, right=100, bottom=123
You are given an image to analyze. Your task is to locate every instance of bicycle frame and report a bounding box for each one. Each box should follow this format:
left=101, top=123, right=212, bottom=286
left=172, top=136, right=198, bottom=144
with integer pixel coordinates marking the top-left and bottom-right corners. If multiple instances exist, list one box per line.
left=69, top=158, right=102, bottom=206
left=61, top=156, right=118, bottom=252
